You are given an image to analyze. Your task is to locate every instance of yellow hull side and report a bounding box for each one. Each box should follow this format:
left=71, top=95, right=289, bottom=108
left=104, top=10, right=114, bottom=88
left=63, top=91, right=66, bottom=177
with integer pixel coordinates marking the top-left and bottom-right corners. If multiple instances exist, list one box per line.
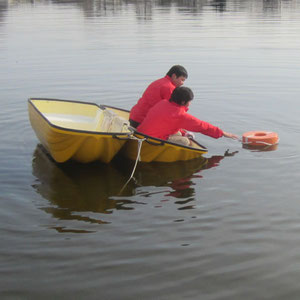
left=28, top=99, right=130, bottom=163
left=122, top=133, right=207, bottom=163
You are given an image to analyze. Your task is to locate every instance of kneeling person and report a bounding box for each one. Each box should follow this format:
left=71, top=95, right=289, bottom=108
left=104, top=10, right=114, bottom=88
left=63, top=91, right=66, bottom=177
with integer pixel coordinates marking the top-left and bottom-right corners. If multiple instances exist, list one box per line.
left=137, top=86, right=238, bottom=146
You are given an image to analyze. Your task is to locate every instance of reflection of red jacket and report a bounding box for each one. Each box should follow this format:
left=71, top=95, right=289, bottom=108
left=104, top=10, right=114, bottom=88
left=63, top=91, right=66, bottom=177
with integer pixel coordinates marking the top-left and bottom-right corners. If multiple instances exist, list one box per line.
left=137, top=100, right=224, bottom=140
left=130, top=75, right=176, bottom=123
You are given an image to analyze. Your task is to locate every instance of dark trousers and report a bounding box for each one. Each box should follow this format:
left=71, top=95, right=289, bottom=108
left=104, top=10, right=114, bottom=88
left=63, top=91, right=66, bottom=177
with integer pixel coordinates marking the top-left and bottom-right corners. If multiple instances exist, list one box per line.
left=129, top=119, right=140, bottom=129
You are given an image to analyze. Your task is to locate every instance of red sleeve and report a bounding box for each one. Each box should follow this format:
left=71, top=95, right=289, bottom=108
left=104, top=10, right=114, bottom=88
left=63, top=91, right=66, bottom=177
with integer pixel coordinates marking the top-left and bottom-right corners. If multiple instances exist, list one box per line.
left=180, top=113, right=224, bottom=139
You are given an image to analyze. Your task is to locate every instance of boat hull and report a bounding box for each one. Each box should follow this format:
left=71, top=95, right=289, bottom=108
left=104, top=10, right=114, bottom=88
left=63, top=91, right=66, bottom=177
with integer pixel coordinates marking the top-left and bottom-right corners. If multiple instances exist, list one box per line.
left=122, top=132, right=207, bottom=163
left=28, top=98, right=131, bottom=163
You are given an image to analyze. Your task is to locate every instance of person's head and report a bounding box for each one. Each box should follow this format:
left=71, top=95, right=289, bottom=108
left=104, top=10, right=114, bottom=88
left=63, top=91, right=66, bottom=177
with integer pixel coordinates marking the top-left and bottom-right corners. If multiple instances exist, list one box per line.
left=169, top=86, right=194, bottom=106
left=166, top=65, right=188, bottom=87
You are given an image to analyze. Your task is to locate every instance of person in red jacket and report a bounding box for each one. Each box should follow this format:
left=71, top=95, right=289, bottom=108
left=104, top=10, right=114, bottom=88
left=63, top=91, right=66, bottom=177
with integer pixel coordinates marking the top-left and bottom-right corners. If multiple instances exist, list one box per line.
left=137, top=86, right=238, bottom=146
left=129, top=65, right=188, bottom=128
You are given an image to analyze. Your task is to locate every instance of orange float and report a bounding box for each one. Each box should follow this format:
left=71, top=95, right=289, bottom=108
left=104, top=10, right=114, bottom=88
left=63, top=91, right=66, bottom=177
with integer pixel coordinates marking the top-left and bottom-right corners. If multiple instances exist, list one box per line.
left=242, top=131, right=279, bottom=146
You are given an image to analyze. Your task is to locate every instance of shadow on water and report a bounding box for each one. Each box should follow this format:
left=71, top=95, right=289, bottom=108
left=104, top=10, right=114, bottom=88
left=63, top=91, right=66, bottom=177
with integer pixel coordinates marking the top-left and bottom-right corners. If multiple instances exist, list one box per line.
left=31, top=144, right=238, bottom=230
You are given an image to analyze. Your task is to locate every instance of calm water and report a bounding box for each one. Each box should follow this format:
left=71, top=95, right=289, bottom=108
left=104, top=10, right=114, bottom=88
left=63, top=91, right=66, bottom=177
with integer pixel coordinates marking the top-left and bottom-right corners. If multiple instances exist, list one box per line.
left=1, top=0, right=300, bottom=299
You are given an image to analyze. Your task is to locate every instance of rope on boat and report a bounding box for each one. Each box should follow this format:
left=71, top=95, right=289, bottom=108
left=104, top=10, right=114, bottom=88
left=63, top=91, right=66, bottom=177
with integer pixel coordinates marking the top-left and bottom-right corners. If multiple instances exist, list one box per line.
left=128, top=135, right=146, bottom=179
left=119, top=135, right=146, bottom=194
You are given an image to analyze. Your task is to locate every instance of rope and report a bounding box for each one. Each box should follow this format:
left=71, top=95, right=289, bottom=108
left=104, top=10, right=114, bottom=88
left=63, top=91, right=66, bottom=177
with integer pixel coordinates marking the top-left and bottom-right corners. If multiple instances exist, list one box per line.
left=127, top=135, right=146, bottom=179
left=119, top=135, right=146, bottom=194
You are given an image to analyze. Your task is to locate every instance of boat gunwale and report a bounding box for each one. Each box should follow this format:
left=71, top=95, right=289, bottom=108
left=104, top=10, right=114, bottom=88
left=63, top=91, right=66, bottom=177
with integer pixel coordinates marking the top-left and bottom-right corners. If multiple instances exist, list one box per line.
left=28, top=98, right=131, bottom=137
left=128, top=128, right=208, bottom=153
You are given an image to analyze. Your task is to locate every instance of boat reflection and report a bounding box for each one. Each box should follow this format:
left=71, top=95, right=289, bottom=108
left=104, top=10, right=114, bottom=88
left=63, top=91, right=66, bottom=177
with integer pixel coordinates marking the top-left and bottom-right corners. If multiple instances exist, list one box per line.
left=31, top=145, right=137, bottom=216
left=32, top=144, right=237, bottom=226
left=242, top=144, right=278, bottom=152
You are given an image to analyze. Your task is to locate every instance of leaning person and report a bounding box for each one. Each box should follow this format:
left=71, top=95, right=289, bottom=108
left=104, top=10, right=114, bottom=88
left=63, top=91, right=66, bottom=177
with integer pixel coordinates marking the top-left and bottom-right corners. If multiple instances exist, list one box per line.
left=137, top=86, right=238, bottom=146
left=129, top=65, right=188, bottom=128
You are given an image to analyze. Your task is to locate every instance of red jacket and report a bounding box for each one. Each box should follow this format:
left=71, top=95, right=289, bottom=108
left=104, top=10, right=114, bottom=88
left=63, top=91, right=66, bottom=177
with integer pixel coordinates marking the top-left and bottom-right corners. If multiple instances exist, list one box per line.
left=137, top=100, right=224, bottom=140
left=130, top=75, right=176, bottom=123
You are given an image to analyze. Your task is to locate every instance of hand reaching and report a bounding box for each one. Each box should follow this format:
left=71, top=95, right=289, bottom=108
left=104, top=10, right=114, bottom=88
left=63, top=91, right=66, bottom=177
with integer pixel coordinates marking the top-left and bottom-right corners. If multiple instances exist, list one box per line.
left=223, top=131, right=239, bottom=140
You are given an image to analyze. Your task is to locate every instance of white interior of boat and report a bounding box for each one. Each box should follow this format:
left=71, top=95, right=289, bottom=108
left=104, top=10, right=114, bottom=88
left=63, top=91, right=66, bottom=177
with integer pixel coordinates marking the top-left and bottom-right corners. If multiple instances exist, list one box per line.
left=44, top=108, right=130, bottom=133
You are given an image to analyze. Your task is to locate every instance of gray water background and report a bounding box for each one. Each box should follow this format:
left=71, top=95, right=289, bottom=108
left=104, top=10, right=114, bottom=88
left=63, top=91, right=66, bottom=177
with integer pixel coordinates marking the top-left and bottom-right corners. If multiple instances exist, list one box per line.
left=1, top=0, right=300, bottom=299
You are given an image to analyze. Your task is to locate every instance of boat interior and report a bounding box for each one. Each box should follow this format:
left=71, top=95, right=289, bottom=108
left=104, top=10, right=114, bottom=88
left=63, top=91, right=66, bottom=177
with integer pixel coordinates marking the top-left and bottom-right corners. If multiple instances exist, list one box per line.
left=43, top=107, right=130, bottom=133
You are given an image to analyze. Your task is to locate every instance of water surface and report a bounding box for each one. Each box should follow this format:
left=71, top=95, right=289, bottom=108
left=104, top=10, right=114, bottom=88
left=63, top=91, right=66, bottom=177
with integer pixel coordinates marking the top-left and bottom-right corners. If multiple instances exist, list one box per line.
left=1, top=0, right=300, bottom=299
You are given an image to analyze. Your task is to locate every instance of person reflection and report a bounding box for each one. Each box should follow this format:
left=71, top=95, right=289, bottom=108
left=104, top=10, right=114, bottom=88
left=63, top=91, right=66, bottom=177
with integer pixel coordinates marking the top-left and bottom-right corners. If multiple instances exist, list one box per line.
left=165, top=149, right=238, bottom=199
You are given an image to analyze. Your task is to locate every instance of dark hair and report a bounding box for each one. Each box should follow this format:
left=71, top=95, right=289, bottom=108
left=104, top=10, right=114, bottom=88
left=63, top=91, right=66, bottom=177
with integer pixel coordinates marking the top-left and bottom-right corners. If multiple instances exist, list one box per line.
left=169, top=86, right=194, bottom=105
left=166, top=65, right=188, bottom=79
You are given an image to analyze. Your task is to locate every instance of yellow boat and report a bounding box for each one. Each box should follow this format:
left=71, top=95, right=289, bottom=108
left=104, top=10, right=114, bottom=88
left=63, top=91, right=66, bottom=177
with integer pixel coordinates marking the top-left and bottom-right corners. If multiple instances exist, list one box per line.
left=28, top=98, right=131, bottom=163
left=122, top=131, right=207, bottom=163
left=28, top=98, right=208, bottom=164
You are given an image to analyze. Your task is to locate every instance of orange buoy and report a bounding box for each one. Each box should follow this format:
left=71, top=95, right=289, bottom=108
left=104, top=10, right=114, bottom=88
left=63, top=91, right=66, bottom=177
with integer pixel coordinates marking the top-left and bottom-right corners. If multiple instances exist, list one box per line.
left=242, top=131, right=279, bottom=146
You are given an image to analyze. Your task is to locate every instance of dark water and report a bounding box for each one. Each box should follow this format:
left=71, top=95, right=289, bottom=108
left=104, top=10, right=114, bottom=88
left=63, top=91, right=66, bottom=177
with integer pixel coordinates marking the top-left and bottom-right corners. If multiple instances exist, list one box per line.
left=1, top=0, right=300, bottom=299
